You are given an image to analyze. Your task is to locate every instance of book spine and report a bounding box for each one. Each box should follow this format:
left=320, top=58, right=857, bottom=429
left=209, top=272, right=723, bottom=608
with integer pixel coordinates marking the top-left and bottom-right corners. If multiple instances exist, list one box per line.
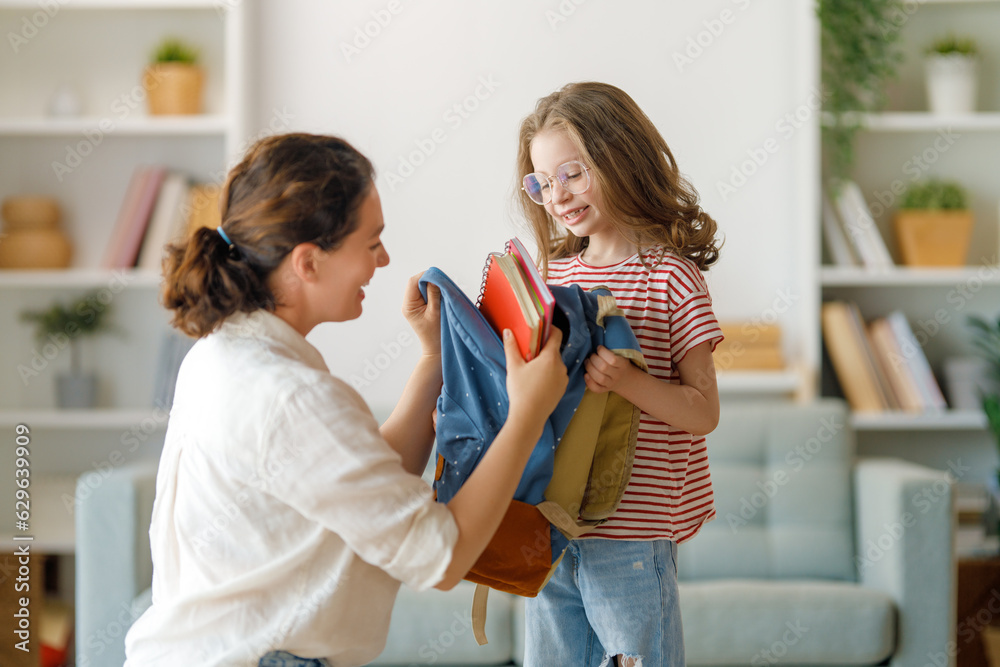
left=886, top=311, right=948, bottom=410
left=869, top=318, right=925, bottom=412
left=821, top=301, right=885, bottom=412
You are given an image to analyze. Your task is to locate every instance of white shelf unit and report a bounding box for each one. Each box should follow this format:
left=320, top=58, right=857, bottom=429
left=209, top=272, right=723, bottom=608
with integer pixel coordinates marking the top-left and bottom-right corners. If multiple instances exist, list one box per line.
left=717, top=369, right=802, bottom=396
left=0, top=1, right=248, bottom=555
left=820, top=265, right=1000, bottom=286
left=850, top=410, right=988, bottom=431
left=818, top=1, right=1000, bottom=481
left=0, top=408, right=170, bottom=430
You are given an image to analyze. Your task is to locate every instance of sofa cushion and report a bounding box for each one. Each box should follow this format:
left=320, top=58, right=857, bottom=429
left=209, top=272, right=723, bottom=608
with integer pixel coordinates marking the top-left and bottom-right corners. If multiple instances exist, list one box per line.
left=679, top=401, right=856, bottom=582
left=372, top=581, right=514, bottom=666
left=679, top=579, right=895, bottom=666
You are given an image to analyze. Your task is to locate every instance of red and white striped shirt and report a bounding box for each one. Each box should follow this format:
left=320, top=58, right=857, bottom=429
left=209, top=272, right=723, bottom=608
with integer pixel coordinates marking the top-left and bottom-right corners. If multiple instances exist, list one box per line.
left=547, top=250, right=723, bottom=543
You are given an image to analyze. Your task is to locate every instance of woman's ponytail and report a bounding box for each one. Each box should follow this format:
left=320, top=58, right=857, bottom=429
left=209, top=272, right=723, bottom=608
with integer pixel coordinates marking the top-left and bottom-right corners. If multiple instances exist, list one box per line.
left=159, top=133, right=375, bottom=338
left=161, top=225, right=273, bottom=338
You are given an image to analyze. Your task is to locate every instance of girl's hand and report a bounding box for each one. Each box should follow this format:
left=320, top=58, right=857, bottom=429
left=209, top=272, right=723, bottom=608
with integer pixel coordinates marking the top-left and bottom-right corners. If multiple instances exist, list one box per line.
left=504, top=327, right=568, bottom=424
left=583, top=345, right=636, bottom=394
left=402, top=272, right=441, bottom=356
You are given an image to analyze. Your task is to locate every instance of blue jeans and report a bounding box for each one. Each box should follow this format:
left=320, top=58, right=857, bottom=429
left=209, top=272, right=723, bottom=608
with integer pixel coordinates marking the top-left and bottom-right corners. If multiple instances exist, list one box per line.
left=259, top=651, right=330, bottom=666
left=524, top=538, right=684, bottom=667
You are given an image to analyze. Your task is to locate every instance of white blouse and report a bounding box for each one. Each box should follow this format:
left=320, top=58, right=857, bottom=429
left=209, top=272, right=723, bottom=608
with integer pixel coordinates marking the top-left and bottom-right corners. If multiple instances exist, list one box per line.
left=124, top=310, right=457, bottom=667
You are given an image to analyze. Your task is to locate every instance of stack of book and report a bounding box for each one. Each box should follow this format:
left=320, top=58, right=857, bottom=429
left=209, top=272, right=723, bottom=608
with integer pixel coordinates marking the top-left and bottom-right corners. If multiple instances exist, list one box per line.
left=821, top=301, right=947, bottom=412
left=822, top=180, right=894, bottom=269
left=478, top=237, right=555, bottom=362
left=102, top=165, right=222, bottom=272
left=713, top=322, right=784, bottom=371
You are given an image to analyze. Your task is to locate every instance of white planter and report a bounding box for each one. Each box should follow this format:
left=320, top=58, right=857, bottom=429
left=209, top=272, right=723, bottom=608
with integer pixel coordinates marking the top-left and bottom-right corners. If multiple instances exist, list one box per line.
left=925, top=54, right=978, bottom=114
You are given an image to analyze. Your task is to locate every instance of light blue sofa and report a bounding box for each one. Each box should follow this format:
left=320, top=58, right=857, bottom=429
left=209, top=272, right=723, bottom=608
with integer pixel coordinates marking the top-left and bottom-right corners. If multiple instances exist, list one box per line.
left=76, top=399, right=954, bottom=666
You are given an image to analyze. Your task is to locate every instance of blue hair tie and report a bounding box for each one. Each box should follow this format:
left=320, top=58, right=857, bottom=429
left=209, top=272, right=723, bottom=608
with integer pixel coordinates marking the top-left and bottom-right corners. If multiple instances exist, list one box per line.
left=217, top=226, right=234, bottom=246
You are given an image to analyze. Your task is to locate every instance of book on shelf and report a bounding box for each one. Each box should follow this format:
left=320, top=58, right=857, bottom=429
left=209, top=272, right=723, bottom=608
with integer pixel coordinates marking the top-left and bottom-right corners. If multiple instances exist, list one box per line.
left=868, top=317, right=925, bottom=412
left=853, top=306, right=900, bottom=411
left=152, top=328, right=197, bottom=410
left=822, top=301, right=949, bottom=413
left=884, top=310, right=948, bottom=411
left=829, top=180, right=894, bottom=270
left=102, top=165, right=167, bottom=269
left=137, top=171, right=192, bottom=273
left=477, top=237, right=555, bottom=361
left=821, top=194, right=859, bottom=266
left=821, top=301, right=888, bottom=412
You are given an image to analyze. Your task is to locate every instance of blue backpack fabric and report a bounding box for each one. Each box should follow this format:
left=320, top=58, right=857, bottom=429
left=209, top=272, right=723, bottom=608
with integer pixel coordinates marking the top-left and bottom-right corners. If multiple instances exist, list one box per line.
left=418, top=266, right=646, bottom=589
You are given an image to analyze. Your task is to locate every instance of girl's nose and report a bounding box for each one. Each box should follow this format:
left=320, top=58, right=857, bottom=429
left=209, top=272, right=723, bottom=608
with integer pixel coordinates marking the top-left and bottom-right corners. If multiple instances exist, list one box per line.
left=549, top=178, right=571, bottom=204
left=377, top=245, right=390, bottom=267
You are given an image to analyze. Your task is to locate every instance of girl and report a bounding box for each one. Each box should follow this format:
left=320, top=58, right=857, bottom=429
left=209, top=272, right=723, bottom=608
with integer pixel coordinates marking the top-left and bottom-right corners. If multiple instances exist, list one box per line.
left=123, top=133, right=567, bottom=667
left=515, top=82, right=723, bottom=667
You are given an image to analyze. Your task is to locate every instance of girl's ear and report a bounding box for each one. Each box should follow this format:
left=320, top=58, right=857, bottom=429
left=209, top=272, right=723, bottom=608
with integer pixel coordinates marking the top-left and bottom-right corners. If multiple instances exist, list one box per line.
left=288, top=243, right=323, bottom=282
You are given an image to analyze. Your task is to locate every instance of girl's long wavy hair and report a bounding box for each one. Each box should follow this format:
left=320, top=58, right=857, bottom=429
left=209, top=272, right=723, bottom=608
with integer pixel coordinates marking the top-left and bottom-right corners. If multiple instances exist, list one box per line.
left=161, top=133, right=374, bottom=338
left=515, top=82, right=721, bottom=277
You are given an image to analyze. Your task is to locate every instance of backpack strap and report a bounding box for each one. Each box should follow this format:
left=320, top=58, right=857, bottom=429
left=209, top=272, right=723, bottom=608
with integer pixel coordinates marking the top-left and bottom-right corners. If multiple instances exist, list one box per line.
left=536, top=500, right=602, bottom=538
left=472, top=583, right=490, bottom=645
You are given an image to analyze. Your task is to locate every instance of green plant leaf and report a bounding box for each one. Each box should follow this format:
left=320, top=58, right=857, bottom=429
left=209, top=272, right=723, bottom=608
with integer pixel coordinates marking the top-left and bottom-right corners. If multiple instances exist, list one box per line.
left=817, top=0, right=905, bottom=184
left=152, top=38, right=199, bottom=65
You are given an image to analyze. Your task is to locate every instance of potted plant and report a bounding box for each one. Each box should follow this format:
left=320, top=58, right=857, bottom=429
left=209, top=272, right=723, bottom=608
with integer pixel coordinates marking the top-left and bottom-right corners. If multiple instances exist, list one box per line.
left=893, top=179, right=973, bottom=266
left=925, top=35, right=978, bottom=115
left=21, top=292, right=116, bottom=408
left=143, top=38, right=204, bottom=115
left=817, top=0, right=905, bottom=186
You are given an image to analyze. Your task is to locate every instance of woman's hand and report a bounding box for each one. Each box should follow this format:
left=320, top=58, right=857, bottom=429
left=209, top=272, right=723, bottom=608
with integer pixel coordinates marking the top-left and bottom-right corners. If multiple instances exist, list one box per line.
left=583, top=345, right=638, bottom=394
left=402, top=272, right=441, bottom=357
left=504, top=327, right=568, bottom=424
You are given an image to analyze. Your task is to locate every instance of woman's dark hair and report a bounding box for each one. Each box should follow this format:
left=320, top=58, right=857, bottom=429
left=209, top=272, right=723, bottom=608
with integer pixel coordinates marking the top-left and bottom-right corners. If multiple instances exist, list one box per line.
left=161, top=133, right=374, bottom=338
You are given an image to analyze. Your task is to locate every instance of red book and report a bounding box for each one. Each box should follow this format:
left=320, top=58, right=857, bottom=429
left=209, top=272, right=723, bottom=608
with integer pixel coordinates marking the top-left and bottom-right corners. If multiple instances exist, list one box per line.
left=478, top=238, right=555, bottom=361
left=114, top=166, right=167, bottom=268
left=102, top=167, right=149, bottom=269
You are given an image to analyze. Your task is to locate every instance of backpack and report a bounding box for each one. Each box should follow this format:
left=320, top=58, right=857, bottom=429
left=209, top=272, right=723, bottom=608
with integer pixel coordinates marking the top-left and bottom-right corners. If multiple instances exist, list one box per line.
left=418, top=268, right=646, bottom=643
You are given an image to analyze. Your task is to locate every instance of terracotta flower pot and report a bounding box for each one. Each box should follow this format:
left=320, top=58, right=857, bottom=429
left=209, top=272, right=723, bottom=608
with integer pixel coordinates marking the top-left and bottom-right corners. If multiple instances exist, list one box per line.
left=143, top=63, right=204, bottom=115
left=893, top=210, right=973, bottom=266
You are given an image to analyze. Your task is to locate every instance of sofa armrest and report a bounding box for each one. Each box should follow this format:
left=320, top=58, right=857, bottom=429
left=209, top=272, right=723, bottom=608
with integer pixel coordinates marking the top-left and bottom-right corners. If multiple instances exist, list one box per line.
left=75, top=460, right=158, bottom=667
left=854, top=458, right=955, bottom=667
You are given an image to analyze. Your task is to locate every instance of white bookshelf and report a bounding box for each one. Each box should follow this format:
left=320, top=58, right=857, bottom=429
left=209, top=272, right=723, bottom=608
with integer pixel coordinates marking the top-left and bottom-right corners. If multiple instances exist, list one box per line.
left=818, top=1, right=1000, bottom=480
left=0, top=2, right=247, bottom=559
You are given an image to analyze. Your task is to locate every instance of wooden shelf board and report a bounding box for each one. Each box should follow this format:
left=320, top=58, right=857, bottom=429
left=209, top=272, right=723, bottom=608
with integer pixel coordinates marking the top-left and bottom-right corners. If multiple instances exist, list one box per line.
left=850, top=410, right=987, bottom=430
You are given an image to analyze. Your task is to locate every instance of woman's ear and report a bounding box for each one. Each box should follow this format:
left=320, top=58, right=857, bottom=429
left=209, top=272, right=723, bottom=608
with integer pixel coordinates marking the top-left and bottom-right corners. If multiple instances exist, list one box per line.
left=287, top=243, right=323, bottom=283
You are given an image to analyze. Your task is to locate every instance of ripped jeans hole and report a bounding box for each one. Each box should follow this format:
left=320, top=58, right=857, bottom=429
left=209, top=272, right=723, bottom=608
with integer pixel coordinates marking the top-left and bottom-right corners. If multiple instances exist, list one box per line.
left=600, top=654, right=644, bottom=667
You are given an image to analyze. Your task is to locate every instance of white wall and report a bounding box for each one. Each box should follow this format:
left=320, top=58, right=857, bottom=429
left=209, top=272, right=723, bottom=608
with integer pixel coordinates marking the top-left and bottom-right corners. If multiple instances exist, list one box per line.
left=251, top=0, right=817, bottom=410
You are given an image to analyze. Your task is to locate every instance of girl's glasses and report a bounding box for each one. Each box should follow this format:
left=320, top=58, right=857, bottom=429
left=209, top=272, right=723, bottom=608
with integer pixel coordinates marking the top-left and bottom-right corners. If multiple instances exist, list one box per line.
left=522, top=161, right=591, bottom=205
